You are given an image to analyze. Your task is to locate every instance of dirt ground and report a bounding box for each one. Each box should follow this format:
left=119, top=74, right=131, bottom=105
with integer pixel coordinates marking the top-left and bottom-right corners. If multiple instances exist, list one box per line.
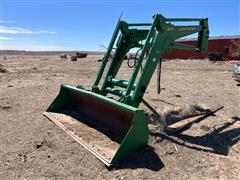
left=0, top=54, right=239, bottom=179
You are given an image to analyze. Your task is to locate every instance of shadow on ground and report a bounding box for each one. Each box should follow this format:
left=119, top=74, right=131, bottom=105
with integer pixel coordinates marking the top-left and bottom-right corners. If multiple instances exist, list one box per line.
left=112, top=146, right=164, bottom=171
left=151, top=116, right=240, bottom=156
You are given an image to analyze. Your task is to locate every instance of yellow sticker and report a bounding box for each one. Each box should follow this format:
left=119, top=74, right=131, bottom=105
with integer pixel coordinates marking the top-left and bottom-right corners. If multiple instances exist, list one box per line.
left=167, top=27, right=174, bottom=32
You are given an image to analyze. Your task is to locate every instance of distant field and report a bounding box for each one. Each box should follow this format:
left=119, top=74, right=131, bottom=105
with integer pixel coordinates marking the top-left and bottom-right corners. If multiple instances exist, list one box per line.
left=0, top=50, right=105, bottom=55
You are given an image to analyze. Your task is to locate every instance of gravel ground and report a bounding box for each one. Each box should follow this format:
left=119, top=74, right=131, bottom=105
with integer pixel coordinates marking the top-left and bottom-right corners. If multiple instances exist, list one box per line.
left=0, top=54, right=239, bottom=179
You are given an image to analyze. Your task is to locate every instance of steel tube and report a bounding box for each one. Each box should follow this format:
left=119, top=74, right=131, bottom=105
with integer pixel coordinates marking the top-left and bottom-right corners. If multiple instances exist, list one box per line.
left=92, top=20, right=121, bottom=89
left=128, top=23, right=152, bottom=26
left=111, top=78, right=136, bottom=89
left=106, top=87, right=126, bottom=97
left=125, top=15, right=159, bottom=96
left=166, top=18, right=203, bottom=22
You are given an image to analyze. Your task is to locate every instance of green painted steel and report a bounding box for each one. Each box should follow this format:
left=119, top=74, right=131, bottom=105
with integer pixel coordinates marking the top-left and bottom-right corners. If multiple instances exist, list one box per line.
left=92, top=13, right=209, bottom=107
left=110, top=78, right=136, bottom=89
left=46, top=84, right=148, bottom=166
left=45, top=14, right=209, bottom=166
left=48, top=84, right=139, bottom=112
left=111, top=110, right=148, bottom=164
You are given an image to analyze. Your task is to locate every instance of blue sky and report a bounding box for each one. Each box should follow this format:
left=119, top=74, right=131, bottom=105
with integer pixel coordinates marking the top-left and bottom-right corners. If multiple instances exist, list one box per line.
left=1, top=0, right=239, bottom=51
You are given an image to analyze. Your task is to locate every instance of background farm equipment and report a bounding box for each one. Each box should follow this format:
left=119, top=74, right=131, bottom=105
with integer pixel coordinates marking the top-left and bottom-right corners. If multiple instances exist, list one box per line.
left=60, top=54, right=67, bottom=59
left=76, top=52, right=88, bottom=58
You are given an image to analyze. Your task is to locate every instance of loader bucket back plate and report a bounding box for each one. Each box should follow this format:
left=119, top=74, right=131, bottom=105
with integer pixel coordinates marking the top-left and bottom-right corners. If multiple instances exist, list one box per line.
left=44, top=84, right=148, bottom=166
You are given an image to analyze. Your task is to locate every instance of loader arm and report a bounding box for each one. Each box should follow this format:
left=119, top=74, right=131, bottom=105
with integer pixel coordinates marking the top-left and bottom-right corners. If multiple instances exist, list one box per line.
left=92, top=14, right=209, bottom=107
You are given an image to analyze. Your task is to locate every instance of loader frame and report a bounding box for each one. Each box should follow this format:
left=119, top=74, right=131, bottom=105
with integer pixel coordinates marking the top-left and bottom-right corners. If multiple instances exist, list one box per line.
left=92, top=14, right=209, bottom=107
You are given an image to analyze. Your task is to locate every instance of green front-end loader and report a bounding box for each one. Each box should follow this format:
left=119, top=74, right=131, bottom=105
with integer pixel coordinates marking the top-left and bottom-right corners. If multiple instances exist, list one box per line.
left=44, top=14, right=209, bottom=166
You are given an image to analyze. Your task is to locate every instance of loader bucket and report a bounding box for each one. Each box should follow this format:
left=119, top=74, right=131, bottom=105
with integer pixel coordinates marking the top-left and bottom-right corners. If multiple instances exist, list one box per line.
left=44, top=84, right=149, bottom=166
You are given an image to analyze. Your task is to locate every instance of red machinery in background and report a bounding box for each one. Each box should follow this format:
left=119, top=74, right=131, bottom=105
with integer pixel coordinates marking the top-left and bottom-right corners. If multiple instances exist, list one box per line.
left=164, top=35, right=240, bottom=60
